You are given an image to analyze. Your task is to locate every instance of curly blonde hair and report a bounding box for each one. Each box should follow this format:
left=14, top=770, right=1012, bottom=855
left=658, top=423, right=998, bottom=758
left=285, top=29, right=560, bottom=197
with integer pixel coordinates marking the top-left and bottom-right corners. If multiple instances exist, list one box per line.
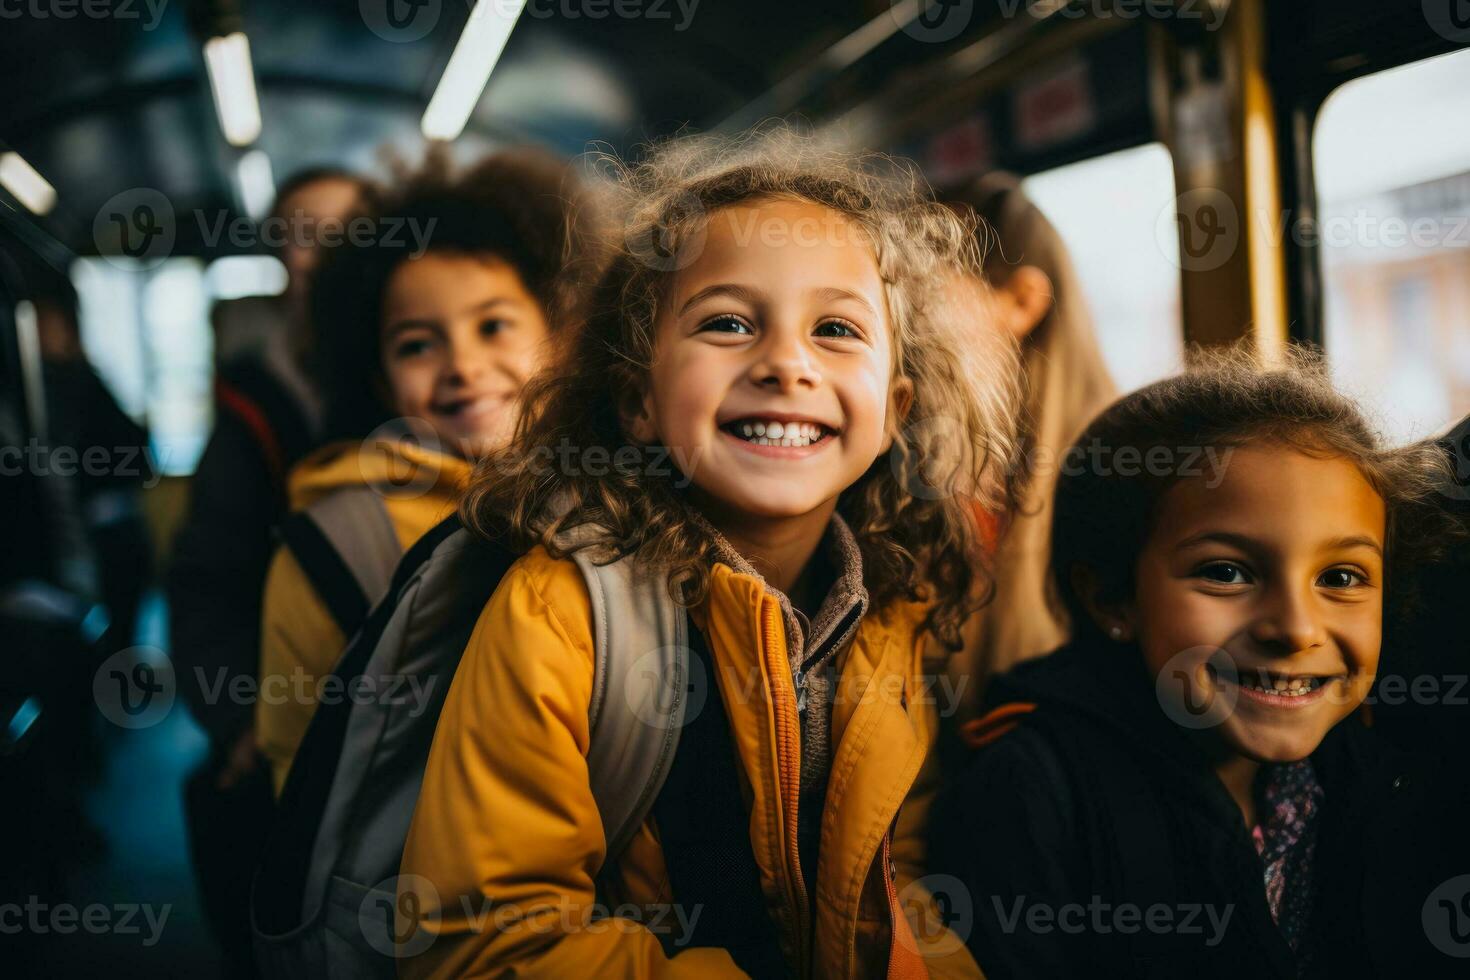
left=462, top=125, right=1023, bottom=649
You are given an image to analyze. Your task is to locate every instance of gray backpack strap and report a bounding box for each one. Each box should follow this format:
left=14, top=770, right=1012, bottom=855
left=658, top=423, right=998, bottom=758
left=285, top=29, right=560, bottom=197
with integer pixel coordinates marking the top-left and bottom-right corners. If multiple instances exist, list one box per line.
left=253, top=522, right=504, bottom=980
left=575, top=551, right=691, bottom=860
left=301, top=488, right=401, bottom=610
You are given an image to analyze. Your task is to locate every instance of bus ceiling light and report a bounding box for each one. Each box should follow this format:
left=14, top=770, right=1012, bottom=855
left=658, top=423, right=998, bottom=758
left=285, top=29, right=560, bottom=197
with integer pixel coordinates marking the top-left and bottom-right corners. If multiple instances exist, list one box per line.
left=0, top=151, right=58, bottom=215
left=421, top=0, right=528, bottom=142
left=204, top=31, right=263, bottom=147
left=237, top=148, right=276, bottom=220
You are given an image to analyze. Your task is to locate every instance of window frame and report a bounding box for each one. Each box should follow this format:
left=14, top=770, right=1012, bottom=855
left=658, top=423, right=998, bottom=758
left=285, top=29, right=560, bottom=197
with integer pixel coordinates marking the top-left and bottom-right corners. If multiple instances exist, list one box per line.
left=1266, top=0, right=1466, bottom=346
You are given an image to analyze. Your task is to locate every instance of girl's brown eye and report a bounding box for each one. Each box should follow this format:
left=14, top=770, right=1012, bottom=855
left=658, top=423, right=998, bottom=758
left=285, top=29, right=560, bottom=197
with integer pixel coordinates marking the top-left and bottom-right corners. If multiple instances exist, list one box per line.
left=480, top=318, right=506, bottom=337
left=1319, top=568, right=1364, bottom=589
left=814, top=319, right=858, bottom=339
left=698, top=316, right=753, bottom=335
left=1198, top=561, right=1250, bottom=585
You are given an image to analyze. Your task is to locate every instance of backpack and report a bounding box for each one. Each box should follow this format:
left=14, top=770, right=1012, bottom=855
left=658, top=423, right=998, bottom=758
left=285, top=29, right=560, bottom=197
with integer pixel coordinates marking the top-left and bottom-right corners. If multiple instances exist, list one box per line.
left=250, top=514, right=693, bottom=979
left=277, top=487, right=402, bottom=639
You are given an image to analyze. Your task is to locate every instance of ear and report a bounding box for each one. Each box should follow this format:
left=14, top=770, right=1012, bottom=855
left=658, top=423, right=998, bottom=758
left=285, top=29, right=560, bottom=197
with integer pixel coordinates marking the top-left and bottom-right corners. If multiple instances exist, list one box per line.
left=880, top=375, right=915, bottom=452
left=1069, top=563, right=1137, bottom=642
left=994, top=265, right=1053, bottom=341
left=890, top=375, right=915, bottom=426
left=619, top=383, right=658, bottom=445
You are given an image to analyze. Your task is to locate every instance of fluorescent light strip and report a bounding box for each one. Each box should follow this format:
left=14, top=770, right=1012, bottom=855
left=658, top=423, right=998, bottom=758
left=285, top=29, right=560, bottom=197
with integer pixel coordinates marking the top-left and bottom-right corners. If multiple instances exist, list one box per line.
left=204, top=32, right=263, bottom=147
left=237, top=148, right=276, bottom=220
left=0, top=151, right=58, bottom=215
left=421, top=0, right=528, bottom=141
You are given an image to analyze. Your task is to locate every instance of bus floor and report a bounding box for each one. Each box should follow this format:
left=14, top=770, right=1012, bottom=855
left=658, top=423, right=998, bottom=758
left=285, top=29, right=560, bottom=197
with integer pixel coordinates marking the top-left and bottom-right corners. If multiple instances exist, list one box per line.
left=8, top=591, right=229, bottom=978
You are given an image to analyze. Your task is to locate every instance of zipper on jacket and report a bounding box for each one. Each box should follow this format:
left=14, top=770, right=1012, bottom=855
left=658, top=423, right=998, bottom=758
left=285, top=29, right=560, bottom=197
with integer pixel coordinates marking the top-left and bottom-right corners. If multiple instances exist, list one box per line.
left=793, top=602, right=863, bottom=716
left=762, top=600, right=813, bottom=974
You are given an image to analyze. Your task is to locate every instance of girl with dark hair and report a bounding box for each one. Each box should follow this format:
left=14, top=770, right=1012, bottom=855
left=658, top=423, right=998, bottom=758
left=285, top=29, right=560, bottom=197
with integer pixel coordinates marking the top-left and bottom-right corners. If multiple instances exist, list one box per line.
left=932, top=347, right=1466, bottom=979
left=254, top=149, right=602, bottom=794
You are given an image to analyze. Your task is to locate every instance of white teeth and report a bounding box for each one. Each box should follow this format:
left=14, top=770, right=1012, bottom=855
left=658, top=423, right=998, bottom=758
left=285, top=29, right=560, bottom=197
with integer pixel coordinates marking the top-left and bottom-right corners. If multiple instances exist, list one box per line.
left=1239, top=675, right=1320, bottom=697
left=750, top=435, right=807, bottom=447
left=729, top=419, right=829, bottom=448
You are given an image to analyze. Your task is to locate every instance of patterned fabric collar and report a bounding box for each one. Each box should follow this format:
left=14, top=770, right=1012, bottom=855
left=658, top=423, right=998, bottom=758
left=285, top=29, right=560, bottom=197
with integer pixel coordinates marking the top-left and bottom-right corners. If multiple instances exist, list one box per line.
left=1251, top=757, right=1325, bottom=967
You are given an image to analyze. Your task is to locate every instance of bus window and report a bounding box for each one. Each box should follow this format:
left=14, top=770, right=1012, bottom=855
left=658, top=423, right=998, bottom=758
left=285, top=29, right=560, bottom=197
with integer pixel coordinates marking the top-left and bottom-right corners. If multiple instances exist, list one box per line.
left=1314, top=47, right=1470, bottom=443
left=1022, top=142, right=1184, bottom=394
left=74, top=258, right=215, bottom=475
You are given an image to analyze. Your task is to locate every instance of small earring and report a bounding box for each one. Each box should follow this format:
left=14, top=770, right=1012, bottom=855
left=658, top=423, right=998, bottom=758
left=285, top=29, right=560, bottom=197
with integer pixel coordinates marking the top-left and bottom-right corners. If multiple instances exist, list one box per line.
left=1109, top=626, right=1124, bottom=641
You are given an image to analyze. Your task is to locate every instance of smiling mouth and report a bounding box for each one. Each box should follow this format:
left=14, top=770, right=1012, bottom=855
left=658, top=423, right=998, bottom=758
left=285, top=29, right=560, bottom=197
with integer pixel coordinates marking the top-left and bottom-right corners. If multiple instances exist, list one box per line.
left=1210, top=664, right=1342, bottom=699
left=720, top=417, right=837, bottom=449
left=433, top=394, right=506, bottom=420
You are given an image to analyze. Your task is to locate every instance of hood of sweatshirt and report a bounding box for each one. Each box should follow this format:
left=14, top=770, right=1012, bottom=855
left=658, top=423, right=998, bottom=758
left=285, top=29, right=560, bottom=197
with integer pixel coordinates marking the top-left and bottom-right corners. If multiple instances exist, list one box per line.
left=286, top=437, right=474, bottom=512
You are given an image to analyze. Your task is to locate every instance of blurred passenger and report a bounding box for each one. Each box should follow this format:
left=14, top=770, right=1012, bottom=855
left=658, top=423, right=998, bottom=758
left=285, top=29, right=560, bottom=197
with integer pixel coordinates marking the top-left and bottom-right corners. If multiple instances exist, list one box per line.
left=0, top=249, right=97, bottom=598
left=166, top=168, right=368, bottom=979
left=948, top=172, right=1114, bottom=701
left=170, top=167, right=369, bottom=754
left=0, top=260, right=110, bottom=901
left=32, top=270, right=153, bottom=654
left=256, top=149, right=601, bottom=795
left=210, top=292, right=289, bottom=371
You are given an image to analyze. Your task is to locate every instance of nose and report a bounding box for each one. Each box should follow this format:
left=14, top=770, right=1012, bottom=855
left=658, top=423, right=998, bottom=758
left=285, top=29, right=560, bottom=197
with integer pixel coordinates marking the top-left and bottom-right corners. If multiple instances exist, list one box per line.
left=1248, top=580, right=1328, bottom=654
left=442, top=334, right=486, bottom=387
left=748, top=325, right=821, bottom=392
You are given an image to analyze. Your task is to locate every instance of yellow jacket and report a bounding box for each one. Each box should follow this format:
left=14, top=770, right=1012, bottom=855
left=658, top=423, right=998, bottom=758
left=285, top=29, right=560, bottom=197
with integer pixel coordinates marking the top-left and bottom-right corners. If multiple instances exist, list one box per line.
left=256, top=438, right=472, bottom=795
left=399, top=545, right=982, bottom=979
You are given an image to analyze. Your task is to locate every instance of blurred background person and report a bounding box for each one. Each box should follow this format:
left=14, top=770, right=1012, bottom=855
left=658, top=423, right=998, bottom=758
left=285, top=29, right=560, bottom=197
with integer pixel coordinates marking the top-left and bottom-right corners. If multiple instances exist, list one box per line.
left=33, top=268, right=154, bottom=657
left=256, top=148, right=602, bottom=796
left=0, top=255, right=110, bottom=937
left=166, top=168, right=369, bottom=978
left=170, top=168, right=369, bottom=754
left=948, top=173, right=1115, bottom=711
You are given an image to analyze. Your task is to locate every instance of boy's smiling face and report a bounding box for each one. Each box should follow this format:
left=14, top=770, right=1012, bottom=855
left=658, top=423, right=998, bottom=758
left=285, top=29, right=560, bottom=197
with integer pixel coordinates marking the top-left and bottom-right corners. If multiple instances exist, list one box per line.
left=630, top=197, right=909, bottom=521
left=1124, top=444, right=1387, bottom=764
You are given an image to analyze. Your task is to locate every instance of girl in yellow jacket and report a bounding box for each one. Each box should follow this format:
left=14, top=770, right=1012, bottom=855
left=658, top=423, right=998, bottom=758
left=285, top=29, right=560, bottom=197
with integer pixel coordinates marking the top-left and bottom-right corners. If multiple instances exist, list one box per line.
left=399, top=128, right=1024, bottom=979
left=255, top=151, right=603, bottom=794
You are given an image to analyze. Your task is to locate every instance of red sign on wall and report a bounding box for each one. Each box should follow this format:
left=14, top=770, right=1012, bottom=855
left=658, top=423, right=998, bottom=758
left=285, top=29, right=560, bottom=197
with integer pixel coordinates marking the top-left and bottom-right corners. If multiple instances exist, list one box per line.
left=1014, top=58, right=1097, bottom=150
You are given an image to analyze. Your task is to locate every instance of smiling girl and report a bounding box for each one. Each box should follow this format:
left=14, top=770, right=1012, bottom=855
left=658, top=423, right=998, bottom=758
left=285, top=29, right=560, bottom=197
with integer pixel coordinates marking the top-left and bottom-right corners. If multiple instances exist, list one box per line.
left=932, top=349, right=1461, bottom=979
left=254, top=150, right=601, bottom=794
left=397, top=129, right=1021, bottom=978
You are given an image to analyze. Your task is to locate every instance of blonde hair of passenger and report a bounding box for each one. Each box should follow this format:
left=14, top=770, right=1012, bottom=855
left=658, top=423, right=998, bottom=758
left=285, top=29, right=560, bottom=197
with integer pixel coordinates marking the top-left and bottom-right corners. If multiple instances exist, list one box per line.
left=951, top=172, right=1116, bottom=692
